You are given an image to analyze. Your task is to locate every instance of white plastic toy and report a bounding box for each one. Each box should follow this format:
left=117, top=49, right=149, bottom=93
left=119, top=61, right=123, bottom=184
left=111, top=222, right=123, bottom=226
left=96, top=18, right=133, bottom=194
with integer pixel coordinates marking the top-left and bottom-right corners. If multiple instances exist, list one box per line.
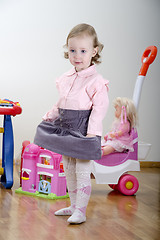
left=91, top=46, right=157, bottom=195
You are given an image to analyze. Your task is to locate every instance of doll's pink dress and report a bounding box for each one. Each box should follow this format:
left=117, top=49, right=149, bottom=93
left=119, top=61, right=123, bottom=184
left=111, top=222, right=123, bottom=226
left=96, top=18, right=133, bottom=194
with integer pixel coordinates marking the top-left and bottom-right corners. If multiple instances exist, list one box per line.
left=102, top=119, right=134, bottom=152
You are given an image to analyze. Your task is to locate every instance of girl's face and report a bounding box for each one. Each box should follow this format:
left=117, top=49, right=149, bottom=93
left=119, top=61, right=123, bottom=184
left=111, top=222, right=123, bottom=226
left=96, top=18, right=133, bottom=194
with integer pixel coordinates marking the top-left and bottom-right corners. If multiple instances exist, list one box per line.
left=68, top=35, right=98, bottom=72
left=115, top=105, right=121, bottom=119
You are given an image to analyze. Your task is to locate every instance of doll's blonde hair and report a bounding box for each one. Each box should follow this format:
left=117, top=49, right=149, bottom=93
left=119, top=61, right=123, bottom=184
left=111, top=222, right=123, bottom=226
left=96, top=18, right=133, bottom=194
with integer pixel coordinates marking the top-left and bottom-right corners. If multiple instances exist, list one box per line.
left=113, top=97, right=138, bottom=130
left=64, top=23, right=104, bottom=64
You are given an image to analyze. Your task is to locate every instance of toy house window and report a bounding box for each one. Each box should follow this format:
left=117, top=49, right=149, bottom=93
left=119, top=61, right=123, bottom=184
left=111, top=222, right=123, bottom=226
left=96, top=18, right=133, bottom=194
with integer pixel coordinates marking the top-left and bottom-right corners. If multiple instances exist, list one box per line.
left=40, top=174, right=51, bottom=183
left=22, top=168, right=31, bottom=180
left=23, top=171, right=29, bottom=179
left=40, top=155, right=51, bottom=165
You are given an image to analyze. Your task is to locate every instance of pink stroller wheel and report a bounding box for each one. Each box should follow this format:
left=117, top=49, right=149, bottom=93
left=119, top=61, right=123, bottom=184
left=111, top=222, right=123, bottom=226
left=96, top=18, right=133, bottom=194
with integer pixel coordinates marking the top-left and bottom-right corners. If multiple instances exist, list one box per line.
left=117, top=174, right=139, bottom=196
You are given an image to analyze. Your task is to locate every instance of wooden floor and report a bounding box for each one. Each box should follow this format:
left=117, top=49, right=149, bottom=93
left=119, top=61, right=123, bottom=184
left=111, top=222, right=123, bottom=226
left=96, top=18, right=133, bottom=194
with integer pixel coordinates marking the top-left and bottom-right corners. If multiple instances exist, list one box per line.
left=0, top=167, right=160, bottom=240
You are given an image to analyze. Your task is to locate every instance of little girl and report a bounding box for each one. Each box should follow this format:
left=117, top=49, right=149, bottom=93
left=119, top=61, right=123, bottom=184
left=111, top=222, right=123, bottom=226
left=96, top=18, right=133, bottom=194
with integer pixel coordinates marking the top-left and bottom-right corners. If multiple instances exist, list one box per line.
left=34, top=23, right=109, bottom=224
left=101, top=97, right=137, bottom=156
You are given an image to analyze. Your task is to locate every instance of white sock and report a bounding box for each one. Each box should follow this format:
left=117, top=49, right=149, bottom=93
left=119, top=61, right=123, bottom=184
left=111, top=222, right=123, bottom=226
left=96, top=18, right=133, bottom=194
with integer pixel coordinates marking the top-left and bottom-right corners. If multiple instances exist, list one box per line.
left=67, top=209, right=86, bottom=224
left=67, top=160, right=92, bottom=224
left=55, top=157, right=77, bottom=216
left=67, top=180, right=91, bottom=223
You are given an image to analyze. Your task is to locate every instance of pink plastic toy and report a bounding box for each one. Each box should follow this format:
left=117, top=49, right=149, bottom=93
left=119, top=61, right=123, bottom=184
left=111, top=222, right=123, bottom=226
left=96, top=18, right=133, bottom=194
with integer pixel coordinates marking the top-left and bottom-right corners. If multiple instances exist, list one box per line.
left=20, top=143, right=67, bottom=198
left=91, top=46, right=157, bottom=195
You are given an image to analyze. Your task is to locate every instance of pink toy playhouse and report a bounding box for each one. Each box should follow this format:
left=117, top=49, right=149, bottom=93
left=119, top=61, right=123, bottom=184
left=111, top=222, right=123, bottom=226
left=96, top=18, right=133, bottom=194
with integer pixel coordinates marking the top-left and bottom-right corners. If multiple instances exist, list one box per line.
left=19, top=143, right=67, bottom=199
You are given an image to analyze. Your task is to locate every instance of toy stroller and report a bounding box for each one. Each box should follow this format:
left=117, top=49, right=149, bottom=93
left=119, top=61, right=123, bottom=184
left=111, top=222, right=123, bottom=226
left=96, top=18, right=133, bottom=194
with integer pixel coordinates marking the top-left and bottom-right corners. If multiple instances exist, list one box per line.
left=91, top=46, right=157, bottom=195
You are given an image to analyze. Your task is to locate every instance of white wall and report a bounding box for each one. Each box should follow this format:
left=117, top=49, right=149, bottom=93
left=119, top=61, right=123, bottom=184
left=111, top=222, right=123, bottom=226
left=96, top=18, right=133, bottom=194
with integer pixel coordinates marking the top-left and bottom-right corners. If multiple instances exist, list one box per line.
left=0, top=0, right=160, bottom=161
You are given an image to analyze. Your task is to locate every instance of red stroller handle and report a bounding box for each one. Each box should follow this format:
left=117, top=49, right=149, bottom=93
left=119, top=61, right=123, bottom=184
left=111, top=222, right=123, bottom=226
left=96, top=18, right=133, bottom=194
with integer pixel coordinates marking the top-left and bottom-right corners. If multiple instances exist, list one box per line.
left=139, top=46, right=157, bottom=76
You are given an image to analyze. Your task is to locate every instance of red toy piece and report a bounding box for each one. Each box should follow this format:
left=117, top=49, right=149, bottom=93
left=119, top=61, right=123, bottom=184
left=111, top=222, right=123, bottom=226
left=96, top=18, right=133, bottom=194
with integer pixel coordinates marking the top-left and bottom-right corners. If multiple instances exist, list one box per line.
left=0, top=99, right=22, bottom=116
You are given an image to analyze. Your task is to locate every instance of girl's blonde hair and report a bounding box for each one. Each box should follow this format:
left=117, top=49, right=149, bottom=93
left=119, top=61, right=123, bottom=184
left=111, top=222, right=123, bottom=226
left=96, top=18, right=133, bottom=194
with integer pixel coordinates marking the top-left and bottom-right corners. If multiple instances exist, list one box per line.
left=113, top=97, right=138, bottom=130
left=64, top=23, right=104, bottom=64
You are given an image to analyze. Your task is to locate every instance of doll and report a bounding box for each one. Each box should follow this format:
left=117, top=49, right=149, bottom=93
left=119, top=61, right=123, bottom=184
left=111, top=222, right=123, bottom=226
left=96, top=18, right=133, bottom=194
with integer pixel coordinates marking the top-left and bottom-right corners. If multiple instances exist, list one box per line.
left=102, top=97, right=137, bottom=156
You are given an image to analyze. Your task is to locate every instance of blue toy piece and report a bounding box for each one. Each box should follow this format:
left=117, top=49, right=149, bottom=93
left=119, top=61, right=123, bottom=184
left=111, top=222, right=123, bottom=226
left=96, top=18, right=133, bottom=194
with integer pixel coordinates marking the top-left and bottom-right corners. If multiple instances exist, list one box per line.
left=38, top=180, right=51, bottom=194
left=0, top=99, right=22, bottom=189
left=1, top=115, right=14, bottom=188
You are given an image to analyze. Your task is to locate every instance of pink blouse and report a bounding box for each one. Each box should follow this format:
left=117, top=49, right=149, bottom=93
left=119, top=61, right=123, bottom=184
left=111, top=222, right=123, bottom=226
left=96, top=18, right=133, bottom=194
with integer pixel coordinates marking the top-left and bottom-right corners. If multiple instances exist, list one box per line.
left=43, top=65, right=109, bottom=136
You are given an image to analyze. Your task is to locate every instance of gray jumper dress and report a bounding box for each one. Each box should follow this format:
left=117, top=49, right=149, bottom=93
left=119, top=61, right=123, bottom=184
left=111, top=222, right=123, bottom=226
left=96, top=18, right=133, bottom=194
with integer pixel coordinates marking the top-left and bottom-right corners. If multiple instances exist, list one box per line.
left=34, top=108, right=101, bottom=160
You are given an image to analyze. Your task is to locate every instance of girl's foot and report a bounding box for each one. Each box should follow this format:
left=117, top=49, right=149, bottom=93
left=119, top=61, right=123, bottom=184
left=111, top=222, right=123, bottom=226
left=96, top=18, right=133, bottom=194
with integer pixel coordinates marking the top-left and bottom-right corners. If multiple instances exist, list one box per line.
left=67, top=209, right=86, bottom=224
left=54, top=206, right=75, bottom=216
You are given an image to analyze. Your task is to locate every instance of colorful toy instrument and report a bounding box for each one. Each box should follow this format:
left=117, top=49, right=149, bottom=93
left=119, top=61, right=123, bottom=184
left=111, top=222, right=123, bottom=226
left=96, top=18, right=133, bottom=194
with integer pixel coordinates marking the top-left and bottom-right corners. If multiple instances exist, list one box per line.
left=0, top=99, right=22, bottom=116
left=0, top=99, right=22, bottom=188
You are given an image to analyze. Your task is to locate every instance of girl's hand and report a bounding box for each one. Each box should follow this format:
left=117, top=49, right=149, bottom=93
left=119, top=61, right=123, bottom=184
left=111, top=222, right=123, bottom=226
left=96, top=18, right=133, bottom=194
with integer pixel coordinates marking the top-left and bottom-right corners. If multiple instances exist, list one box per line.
left=42, top=105, right=59, bottom=122
left=86, top=134, right=96, bottom=138
left=42, top=112, right=54, bottom=122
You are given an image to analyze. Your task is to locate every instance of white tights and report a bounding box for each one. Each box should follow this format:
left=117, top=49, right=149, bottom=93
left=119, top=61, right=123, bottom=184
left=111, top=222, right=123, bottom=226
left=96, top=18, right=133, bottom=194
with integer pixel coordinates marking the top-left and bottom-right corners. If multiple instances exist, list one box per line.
left=54, top=156, right=92, bottom=224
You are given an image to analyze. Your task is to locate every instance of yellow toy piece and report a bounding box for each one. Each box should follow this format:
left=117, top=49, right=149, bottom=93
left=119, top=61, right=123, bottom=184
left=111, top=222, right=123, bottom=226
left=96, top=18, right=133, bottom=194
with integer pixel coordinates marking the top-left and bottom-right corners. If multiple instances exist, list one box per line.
left=125, top=181, right=134, bottom=190
left=0, top=99, right=10, bottom=104
left=0, top=168, right=4, bottom=175
left=0, top=127, right=4, bottom=133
